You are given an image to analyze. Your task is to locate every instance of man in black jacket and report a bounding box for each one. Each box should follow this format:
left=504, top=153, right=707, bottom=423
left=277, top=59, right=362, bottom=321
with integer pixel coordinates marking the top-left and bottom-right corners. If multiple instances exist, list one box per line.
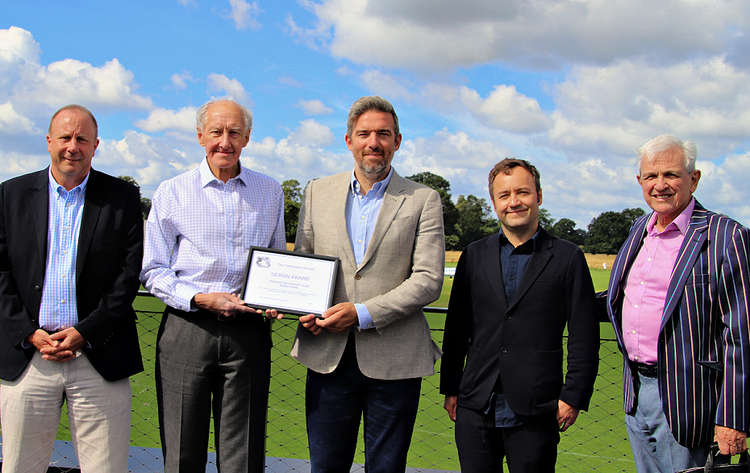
left=440, top=158, right=599, bottom=472
left=0, top=105, right=143, bottom=472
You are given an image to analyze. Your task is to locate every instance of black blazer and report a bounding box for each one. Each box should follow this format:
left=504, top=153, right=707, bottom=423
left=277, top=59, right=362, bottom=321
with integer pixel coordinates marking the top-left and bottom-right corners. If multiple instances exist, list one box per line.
left=440, top=229, right=599, bottom=416
left=0, top=168, right=144, bottom=381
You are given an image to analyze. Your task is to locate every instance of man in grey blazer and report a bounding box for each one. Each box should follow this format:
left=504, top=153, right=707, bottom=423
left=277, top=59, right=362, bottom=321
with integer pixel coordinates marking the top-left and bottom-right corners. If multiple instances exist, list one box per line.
left=291, top=96, right=445, bottom=473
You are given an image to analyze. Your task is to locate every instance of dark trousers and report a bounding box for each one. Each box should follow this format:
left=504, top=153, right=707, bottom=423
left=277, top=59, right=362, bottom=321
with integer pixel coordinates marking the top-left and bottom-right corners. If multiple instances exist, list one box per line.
left=305, top=337, right=422, bottom=473
left=455, top=404, right=560, bottom=473
left=155, top=308, right=271, bottom=473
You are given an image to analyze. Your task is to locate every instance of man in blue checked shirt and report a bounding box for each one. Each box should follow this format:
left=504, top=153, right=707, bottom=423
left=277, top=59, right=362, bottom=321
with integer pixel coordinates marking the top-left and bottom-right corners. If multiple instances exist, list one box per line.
left=0, top=104, right=144, bottom=472
left=141, top=99, right=285, bottom=473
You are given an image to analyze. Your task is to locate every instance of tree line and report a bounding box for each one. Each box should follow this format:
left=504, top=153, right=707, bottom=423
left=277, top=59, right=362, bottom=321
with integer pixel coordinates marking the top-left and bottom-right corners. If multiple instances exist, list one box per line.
left=121, top=173, right=644, bottom=254
left=281, top=172, right=645, bottom=254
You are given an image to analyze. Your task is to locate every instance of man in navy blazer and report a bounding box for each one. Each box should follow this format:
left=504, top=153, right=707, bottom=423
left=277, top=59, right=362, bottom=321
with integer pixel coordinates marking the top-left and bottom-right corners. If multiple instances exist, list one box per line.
left=0, top=105, right=143, bottom=472
left=606, top=135, right=749, bottom=472
left=440, top=158, right=599, bottom=472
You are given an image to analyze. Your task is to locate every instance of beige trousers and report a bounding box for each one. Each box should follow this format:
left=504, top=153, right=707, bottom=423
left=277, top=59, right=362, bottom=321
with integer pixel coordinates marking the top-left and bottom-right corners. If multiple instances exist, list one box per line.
left=0, top=351, right=131, bottom=473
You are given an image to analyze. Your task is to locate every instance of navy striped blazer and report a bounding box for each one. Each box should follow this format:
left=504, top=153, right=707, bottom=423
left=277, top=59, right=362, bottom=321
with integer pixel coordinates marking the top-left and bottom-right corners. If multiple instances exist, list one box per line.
left=606, top=201, right=750, bottom=448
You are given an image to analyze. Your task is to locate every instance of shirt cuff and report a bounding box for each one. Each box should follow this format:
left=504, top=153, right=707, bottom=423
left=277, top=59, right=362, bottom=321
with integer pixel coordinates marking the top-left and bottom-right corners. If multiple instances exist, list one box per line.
left=355, top=303, right=374, bottom=330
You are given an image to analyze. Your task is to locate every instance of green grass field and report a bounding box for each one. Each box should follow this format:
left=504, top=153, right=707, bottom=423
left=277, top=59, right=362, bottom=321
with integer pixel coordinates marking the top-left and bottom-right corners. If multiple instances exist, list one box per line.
left=49, top=267, right=634, bottom=472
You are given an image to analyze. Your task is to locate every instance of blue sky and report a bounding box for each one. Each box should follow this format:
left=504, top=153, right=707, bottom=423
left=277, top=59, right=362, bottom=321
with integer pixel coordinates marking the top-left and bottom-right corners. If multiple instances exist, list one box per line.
left=3, top=1, right=750, bottom=227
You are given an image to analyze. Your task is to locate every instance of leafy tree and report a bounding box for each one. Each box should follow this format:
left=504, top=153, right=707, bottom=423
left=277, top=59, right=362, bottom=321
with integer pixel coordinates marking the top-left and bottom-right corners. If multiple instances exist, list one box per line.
left=281, top=179, right=302, bottom=243
left=585, top=208, right=645, bottom=254
left=406, top=171, right=459, bottom=247
left=455, top=194, right=499, bottom=249
left=538, top=208, right=555, bottom=230
left=118, top=175, right=151, bottom=219
left=550, top=218, right=586, bottom=245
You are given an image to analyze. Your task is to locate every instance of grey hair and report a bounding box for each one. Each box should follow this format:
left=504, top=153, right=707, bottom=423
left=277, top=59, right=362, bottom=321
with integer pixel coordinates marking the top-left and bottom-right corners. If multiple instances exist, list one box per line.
left=638, top=134, right=697, bottom=173
left=196, top=99, right=253, bottom=133
left=346, top=96, right=399, bottom=137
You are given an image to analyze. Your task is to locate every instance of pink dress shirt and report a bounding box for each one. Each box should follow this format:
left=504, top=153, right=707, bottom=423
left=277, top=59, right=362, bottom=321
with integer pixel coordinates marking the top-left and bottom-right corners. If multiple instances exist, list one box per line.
left=622, top=198, right=695, bottom=364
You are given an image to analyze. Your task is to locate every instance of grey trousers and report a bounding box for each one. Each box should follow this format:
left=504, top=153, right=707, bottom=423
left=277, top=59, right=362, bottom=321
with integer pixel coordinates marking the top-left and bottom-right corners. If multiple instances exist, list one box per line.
left=155, top=307, right=271, bottom=473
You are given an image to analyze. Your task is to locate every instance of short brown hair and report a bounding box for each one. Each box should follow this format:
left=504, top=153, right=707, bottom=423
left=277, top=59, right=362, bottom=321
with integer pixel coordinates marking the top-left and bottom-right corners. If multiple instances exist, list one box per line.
left=488, top=158, right=541, bottom=200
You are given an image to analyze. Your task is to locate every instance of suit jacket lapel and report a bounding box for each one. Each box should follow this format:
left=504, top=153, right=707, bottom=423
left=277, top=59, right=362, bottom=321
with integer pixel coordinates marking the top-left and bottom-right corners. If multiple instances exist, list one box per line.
left=659, top=204, right=709, bottom=331
left=483, top=233, right=508, bottom=310
left=506, top=231, right=552, bottom=313
left=359, top=171, right=406, bottom=270
left=76, top=170, right=102, bottom=280
left=608, top=216, right=649, bottom=315
left=31, top=170, right=50, bottom=268
left=331, top=173, right=357, bottom=271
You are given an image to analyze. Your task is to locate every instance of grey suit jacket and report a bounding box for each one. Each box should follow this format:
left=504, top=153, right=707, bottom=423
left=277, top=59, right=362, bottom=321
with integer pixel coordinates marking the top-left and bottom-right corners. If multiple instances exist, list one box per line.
left=290, top=170, right=444, bottom=380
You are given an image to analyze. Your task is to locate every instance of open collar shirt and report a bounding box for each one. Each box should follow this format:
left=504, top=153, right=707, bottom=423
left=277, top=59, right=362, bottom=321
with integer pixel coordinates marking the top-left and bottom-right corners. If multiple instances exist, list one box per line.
left=622, top=198, right=695, bottom=364
left=345, top=167, right=393, bottom=329
left=141, top=158, right=285, bottom=312
left=38, top=169, right=89, bottom=331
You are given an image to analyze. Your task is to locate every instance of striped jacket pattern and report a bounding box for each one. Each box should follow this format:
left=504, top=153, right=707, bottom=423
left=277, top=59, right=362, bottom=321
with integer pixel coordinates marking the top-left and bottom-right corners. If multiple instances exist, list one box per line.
left=606, top=201, right=750, bottom=448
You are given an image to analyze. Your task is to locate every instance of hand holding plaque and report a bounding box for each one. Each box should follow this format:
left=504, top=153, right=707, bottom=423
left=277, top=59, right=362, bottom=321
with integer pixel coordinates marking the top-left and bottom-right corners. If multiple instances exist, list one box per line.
left=240, top=247, right=339, bottom=317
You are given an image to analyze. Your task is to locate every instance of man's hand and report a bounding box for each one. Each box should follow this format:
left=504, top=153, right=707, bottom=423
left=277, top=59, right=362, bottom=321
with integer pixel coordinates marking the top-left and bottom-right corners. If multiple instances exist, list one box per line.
left=444, top=395, right=458, bottom=422
left=299, top=313, right=323, bottom=335
left=316, top=303, right=358, bottom=333
left=47, top=327, right=85, bottom=361
left=193, top=292, right=260, bottom=319
left=714, top=425, right=748, bottom=456
left=557, top=400, right=579, bottom=432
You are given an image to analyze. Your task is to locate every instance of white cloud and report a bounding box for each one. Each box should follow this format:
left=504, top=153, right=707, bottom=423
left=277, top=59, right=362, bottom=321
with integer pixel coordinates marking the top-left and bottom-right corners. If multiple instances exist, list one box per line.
left=170, top=72, right=194, bottom=90
left=460, top=85, right=551, bottom=133
left=0, top=102, right=38, bottom=134
left=136, top=107, right=197, bottom=133
left=228, top=0, right=261, bottom=30
left=207, top=73, right=249, bottom=104
left=297, top=99, right=333, bottom=115
left=289, top=119, right=335, bottom=147
left=360, top=70, right=413, bottom=101
left=291, top=0, right=750, bottom=70
left=548, top=56, right=750, bottom=161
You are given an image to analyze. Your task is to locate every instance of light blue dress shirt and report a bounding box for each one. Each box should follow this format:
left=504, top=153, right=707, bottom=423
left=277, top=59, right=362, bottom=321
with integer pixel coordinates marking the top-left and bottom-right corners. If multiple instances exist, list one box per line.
left=38, top=169, right=89, bottom=331
left=345, top=167, right=393, bottom=329
left=141, top=159, right=286, bottom=312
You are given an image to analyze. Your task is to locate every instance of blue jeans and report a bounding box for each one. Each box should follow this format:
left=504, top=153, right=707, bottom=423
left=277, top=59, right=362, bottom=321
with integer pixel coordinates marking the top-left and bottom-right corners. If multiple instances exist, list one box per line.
left=305, top=338, right=422, bottom=473
left=625, top=372, right=708, bottom=472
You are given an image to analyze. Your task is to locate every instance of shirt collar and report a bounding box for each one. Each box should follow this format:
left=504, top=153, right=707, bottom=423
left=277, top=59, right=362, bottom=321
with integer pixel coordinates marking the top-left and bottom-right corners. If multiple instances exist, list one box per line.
left=647, top=197, right=695, bottom=236
left=498, top=228, right=541, bottom=251
left=199, top=157, right=247, bottom=188
left=48, top=167, right=90, bottom=195
left=349, top=167, right=394, bottom=198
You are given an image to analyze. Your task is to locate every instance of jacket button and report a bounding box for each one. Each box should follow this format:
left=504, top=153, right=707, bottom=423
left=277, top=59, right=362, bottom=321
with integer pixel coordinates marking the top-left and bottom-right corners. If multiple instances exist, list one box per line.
left=500, top=346, right=509, bottom=354
left=354, top=274, right=361, bottom=280
left=33, top=284, right=42, bottom=292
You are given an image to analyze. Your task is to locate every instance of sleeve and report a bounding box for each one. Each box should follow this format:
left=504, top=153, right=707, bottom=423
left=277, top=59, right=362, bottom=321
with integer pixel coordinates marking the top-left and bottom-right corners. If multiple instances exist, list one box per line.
left=293, top=180, right=315, bottom=254
left=363, top=189, right=445, bottom=329
left=139, top=184, right=197, bottom=311
left=74, top=183, right=144, bottom=343
left=559, top=247, right=600, bottom=411
left=439, top=250, right=472, bottom=396
left=715, top=221, right=750, bottom=433
left=0, top=181, right=37, bottom=348
left=270, top=183, right=286, bottom=250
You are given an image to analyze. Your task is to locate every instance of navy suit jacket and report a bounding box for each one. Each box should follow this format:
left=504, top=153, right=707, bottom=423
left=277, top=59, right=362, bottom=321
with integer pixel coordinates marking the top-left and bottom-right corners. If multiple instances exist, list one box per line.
left=0, top=168, right=144, bottom=381
left=440, top=229, right=600, bottom=417
left=606, top=201, right=750, bottom=447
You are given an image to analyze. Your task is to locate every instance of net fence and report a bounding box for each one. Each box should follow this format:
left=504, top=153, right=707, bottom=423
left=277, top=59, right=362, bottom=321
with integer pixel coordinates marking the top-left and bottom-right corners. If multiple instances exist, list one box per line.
left=0, top=294, right=636, bottom=472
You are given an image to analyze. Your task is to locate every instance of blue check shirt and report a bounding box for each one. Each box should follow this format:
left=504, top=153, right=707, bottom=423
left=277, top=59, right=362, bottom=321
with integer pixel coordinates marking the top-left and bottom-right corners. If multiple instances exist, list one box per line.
left=38, top=169, right=89, bottom=331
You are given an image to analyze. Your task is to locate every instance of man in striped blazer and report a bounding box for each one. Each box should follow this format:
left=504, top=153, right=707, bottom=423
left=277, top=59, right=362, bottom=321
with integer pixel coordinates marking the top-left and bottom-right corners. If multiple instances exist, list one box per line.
left=606, top=134, right=749, bottom=472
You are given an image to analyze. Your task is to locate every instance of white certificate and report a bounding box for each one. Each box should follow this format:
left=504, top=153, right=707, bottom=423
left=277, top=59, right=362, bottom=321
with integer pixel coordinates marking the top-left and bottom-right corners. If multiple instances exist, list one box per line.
left=240, top=247, right=339, bottom=316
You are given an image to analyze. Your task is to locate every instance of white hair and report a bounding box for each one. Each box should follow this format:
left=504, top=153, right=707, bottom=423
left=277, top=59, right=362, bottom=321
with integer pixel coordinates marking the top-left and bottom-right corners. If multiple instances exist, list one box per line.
left=196, top=99, right=252, bottom=133
left=638, top=134, right=697, bottom=173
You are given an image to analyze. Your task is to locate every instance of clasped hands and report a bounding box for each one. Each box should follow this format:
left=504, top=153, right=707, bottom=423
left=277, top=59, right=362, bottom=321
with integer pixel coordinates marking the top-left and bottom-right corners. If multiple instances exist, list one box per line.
left=27, top=327, right=85, bottom=362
